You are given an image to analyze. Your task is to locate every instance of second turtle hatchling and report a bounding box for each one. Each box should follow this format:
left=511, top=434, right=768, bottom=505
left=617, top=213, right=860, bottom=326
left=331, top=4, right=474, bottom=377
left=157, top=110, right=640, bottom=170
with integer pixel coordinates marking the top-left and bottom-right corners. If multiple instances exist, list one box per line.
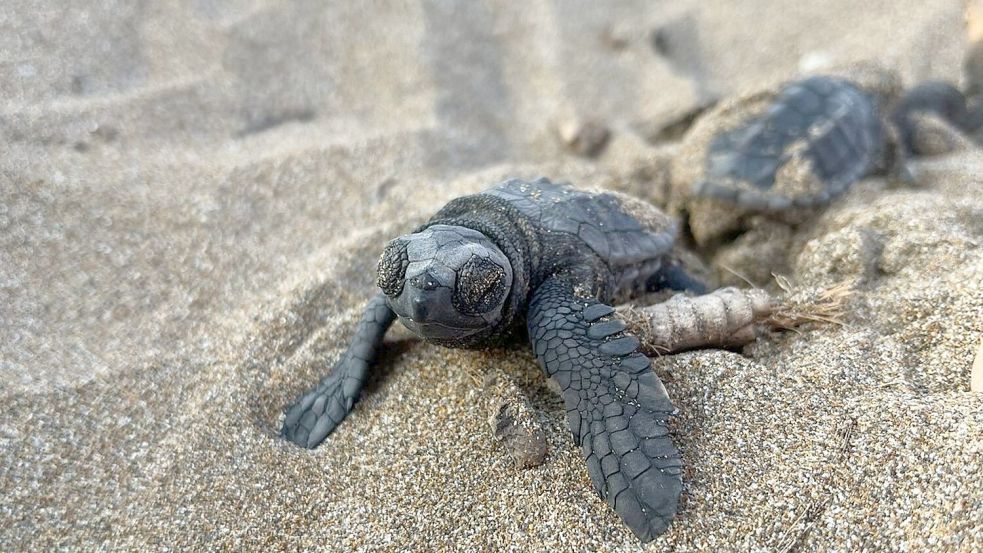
left=667, top=71, right=912, bottom=249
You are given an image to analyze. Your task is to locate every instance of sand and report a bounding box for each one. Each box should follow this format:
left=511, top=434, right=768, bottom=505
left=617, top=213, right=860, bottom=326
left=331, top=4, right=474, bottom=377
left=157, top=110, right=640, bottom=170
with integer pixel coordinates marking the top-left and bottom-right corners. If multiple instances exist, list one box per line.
left=1, top=1, right=981, bottom=551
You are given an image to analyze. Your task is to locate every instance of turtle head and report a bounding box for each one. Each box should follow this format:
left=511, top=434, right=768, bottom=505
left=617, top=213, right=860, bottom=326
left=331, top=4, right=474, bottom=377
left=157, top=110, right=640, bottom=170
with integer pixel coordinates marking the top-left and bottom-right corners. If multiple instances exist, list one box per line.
left=376, top=224, right=513, bottom=347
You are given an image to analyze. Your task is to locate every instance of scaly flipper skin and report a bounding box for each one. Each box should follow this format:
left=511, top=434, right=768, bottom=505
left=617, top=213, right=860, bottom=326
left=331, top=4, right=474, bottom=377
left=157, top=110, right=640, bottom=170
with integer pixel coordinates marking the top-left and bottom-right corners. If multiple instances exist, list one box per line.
left=527, top=276, right=682, bottom=541
left=282, top=294, right=395, bottom=448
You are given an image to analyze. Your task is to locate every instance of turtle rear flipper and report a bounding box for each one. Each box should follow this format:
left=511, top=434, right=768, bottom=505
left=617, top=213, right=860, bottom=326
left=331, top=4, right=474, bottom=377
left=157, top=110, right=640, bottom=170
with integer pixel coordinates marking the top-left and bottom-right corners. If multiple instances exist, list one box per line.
left=891, top=81, right=977, bottom=156
left=282, top=294, right=395, bottom=449
left=890, top=81, right=981, bottom=157
left=527, top=276, right=682, bottom=541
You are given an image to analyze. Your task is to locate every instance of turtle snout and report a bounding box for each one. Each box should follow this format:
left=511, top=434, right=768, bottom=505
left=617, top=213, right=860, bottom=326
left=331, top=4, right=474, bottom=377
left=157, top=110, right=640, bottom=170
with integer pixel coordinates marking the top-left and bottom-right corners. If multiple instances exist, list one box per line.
left=409, top=272, right=440, bottom=291
left=405, top=271, right=441, bottom=322
left=410, top=295, right=430, bottom=322
left=392, top=279, right=446, bottom=325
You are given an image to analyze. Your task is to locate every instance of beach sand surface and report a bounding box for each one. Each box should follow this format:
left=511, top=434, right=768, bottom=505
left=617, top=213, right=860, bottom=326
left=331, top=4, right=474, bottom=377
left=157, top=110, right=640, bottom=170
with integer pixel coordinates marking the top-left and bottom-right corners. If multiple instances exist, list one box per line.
left=1, top=1, right=981, bottom=551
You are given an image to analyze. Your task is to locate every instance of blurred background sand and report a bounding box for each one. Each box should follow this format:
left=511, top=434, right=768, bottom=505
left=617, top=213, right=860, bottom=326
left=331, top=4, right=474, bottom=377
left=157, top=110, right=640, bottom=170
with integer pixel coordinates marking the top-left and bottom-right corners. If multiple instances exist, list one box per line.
left=1, top=1, right=981, bottom=551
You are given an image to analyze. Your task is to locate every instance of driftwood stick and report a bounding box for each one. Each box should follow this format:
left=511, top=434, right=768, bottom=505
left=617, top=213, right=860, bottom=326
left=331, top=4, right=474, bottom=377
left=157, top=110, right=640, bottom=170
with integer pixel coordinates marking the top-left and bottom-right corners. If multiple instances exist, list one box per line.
left=621, top=280, right=852, bottom=355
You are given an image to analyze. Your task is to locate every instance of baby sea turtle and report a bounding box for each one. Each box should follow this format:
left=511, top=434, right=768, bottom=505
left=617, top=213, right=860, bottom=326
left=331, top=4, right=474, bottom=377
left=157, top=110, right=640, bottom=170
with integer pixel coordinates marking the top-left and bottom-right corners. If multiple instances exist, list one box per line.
left=282, top=177, right=706, bottom=541
left=668, top=73, right=909, bottom=248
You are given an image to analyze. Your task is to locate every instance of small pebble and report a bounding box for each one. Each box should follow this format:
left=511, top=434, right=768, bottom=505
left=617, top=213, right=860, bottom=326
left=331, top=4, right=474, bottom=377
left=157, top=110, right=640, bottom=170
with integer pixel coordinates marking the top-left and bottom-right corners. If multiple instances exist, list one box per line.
left=971, top=341, right=983, bottom=392
left=482, top=370, right=548, bottom=469
left=557, top=118, right=611, bottom=157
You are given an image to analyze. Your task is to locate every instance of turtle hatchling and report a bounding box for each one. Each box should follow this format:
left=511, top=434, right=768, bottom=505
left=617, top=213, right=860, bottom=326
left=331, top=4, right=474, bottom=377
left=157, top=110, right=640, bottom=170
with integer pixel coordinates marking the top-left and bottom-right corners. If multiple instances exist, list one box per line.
left=668, top=72, right=910, bottom=248
left=282, top=177, right=709, bottom=541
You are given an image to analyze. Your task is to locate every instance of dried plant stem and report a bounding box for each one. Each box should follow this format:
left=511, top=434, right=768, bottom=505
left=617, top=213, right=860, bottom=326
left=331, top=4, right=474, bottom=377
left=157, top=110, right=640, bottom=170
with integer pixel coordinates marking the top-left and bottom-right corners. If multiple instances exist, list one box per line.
left=621, top=279, right=853, bottom=355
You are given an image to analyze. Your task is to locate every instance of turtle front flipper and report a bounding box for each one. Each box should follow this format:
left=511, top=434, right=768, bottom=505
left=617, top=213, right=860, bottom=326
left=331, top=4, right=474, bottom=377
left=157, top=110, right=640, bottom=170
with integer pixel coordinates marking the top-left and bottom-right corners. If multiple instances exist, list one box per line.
left=527, top=276, right=682, bottom=541
left=281, top=293, right=395, bottom=449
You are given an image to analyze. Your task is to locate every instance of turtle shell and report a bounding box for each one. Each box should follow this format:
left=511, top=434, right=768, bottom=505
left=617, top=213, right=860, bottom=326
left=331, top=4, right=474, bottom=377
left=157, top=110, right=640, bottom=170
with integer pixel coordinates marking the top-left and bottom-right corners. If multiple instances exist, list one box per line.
left=683, top=76, right=884, bottom=212
left=484, top=178, right=677, bottom=270
left=482, top=178, right=678, bottom=300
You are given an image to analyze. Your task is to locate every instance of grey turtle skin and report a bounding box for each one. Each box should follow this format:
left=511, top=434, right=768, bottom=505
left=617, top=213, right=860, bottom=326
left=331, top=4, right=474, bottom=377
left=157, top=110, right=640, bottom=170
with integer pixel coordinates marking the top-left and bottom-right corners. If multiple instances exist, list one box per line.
left=282, top=178, right=704, bottom=541
left=890, top=80, right=983, bottom=155
left=670, top=75, right=906, bottom=248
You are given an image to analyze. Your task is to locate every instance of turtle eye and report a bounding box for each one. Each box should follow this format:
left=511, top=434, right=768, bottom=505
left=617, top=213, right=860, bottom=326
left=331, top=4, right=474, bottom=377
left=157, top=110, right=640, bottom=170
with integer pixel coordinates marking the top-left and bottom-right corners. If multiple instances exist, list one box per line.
left=376, top=239, right=409, bottom=297
left=453, top=255, right=509, bottom=315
